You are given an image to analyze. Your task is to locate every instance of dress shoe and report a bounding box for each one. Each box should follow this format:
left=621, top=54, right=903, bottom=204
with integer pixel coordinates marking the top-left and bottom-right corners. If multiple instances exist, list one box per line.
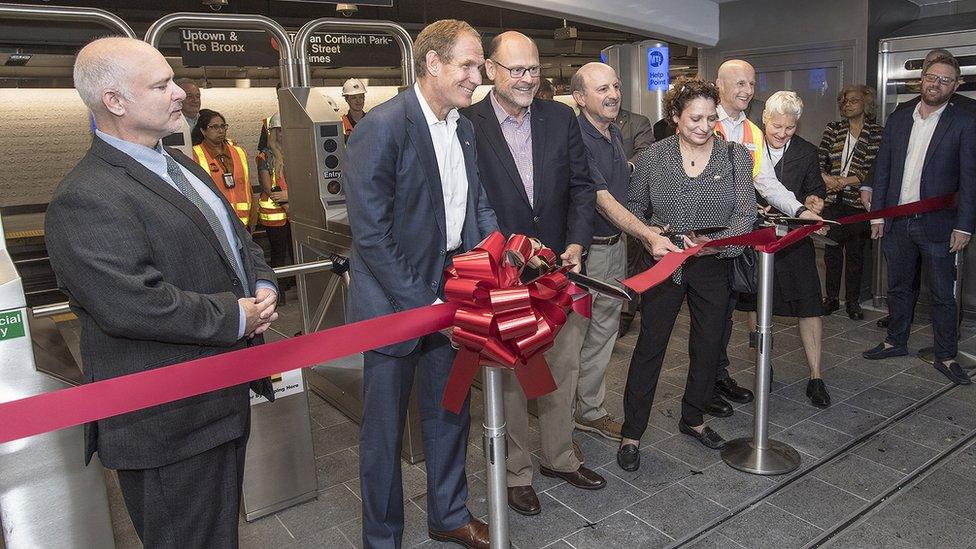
left=806, top=378, right=831, bottom=408
left=507, top=485, right=541, bottom=516
left=715, top=377, right=754, bottom=404
left=617, top=443, right=640, bottom=472
left=862, top=342, right=908, bottom=360
left=704, top=396, right=733, bottom=418
left=933, top=361, right=973, bottom=385
left=877, top=315, right=890, bottom=328
left=846, top=303, right=864, bottom=320
left=678, top=419, right=726, bottom=450
left=539, top=464, right=606, bottom=490
left=822, top=297, right=840, bottom=316
left=429, top=519, right=490, bottom=549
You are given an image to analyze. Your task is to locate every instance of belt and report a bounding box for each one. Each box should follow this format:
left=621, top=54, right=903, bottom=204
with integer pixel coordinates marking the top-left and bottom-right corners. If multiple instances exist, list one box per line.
left=592, top=233, right=622, bottom=246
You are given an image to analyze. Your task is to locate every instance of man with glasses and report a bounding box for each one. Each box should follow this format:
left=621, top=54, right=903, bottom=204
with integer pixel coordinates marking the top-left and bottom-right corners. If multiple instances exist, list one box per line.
left=462, top=30, right=605, bottom=517
left=862, top=52, right=976, bottom=386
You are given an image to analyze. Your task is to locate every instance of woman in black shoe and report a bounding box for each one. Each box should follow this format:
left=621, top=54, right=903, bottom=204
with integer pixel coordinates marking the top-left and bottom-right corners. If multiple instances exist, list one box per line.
left=818, top=85, right=883, bottom=320
left=617, top=78, right=756, bottom=472
left=735, top=91, right=831, bottom=408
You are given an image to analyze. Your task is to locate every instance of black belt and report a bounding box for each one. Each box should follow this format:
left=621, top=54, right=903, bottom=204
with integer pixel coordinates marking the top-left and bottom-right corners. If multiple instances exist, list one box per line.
left=592, top=233, right=622, bottom=246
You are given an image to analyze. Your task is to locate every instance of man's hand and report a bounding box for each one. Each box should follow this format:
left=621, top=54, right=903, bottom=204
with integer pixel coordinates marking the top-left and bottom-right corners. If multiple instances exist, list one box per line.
left=270, top=190, right=288, bottom=203
left=950, top=230, right=971, bottom=253
left=642, top=229, right=682, bottom=260
left=804, top=195, right=825, bottom=215
left=871, top=221, right=884, bottom=239
left=798, top=209, right=823, bottom=222
left=561, top=243, right=584, bottom=273
left=241, top=288, right=278, bottom=337
left=860, top=189, right=872, bottom=211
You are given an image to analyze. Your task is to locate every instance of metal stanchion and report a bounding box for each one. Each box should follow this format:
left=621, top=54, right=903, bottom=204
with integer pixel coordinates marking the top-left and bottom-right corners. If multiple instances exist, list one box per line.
left=917, top=248, right=976, bottom=368
left=482, top=366, right=510, bottom=549
left=722, top=241, right=801, bottom=475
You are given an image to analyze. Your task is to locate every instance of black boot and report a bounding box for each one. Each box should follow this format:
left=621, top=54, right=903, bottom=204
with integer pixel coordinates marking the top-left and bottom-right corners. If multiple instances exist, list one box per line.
left=846, top=302, right=864, bottom=320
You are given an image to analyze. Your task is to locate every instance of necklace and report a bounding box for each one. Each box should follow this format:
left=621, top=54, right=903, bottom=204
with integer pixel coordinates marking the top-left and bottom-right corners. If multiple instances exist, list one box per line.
left=680, top=140, right=708, bottom=167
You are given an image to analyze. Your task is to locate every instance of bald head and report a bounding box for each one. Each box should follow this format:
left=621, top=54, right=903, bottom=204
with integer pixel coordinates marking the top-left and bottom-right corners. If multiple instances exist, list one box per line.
left=571, top=62, right=621, bottom=126
left=488, top=31, right=538, bottom=60
left=486, top=31, right=541, bottom=115
left=716, top=59, right=756, bottom=117
left=74, top=37, right=161, bottom=112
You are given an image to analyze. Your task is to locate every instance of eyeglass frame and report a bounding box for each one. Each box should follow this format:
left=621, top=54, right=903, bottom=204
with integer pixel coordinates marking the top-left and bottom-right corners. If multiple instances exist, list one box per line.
left=922, top=72, right=959, bottom=86
left=490, top=59, right=542, bottom=79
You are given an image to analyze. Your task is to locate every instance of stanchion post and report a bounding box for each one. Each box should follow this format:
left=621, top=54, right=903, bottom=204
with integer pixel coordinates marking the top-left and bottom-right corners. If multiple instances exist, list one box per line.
left=721, top=242, right=802, bottom=475
left=482, top=366, right=510, bottom=549
left=917, top=247, right=976, bottom=368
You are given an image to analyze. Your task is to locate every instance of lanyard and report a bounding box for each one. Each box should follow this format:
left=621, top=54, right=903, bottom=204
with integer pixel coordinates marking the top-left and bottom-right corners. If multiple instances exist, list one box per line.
left=765, top=139, right=790, bottom=181
left=840, top=132, right=857, bottom=177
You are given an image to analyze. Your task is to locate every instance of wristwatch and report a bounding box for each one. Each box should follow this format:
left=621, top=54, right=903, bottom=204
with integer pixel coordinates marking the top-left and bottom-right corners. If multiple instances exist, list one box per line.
left=795, top=206, right=809, bottom=216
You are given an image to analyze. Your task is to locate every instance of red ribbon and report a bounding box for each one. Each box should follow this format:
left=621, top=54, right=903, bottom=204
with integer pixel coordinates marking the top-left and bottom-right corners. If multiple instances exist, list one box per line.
left=837, top=193, right=956, bottom=224
left=440, top=232, right=590, bottom=414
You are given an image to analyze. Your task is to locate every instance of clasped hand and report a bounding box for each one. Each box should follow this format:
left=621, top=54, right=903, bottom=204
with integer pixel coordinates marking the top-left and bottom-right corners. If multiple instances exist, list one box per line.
left=239, top=287, right=278, bottom=338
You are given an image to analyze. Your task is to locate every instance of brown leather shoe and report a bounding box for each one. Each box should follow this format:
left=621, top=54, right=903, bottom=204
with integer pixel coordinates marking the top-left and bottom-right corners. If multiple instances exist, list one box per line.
left=507, top=485, right=541, bottom=516
left=539, top=464, right=606, bottom=490
left=429, top=519, right=490, bottom=549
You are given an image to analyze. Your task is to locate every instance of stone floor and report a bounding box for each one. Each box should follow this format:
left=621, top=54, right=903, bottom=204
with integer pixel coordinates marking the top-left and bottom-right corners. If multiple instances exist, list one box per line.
left=103, top=288, right=976, bottom=549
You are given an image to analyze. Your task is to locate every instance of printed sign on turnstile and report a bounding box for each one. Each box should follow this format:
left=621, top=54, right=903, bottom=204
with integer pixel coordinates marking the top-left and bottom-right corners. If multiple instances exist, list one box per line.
left=250, top=369, right=304, bottom=405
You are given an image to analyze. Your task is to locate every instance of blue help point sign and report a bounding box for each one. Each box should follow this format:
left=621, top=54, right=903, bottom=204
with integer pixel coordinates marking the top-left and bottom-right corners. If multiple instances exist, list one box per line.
left=647, top=46, right=670, bottom=91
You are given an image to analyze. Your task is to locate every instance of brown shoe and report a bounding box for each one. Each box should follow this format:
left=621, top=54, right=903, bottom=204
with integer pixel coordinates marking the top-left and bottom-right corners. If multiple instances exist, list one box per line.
left=429, top=519, right=490, bottom=549
left=575, top=414, right=623, bottom=441
left=539, top=464, right=606, bottom=490
left=507, top=485, right=541, bottom=516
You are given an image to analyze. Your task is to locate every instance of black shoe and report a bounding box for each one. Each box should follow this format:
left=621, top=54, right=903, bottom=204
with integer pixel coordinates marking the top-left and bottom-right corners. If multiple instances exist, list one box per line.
left=618, top=314, right=634, bottom=338
left=705, top=396, right=733, bottom=418
left=846, top=303, right=864, bottom=320
left=715, top=377, right=754, bottom=404
left=617, top=443, right=640, bottom=472
left=862, top=342, right=908, bottom=360
left=806, top=378, right=831, bottom=407
left=823, top=297, right=840, bottom=316
left=678, top=419, right=726, bottom=449
left=933, top=361, right=973, bottom=385
left=877, top=316, right=890, bottom=328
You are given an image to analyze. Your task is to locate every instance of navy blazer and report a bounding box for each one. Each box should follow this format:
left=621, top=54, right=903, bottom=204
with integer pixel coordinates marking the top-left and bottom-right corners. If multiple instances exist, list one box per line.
left=344, top=86, right=498, bottom=356
left=461, top=96, right=594, bottom=255
left=871, top=100, right=976, bottom=240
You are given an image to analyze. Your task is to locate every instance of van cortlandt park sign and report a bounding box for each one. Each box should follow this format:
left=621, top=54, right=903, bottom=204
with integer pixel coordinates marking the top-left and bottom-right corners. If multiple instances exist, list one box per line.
left=179, top=28, right=401, bottom=68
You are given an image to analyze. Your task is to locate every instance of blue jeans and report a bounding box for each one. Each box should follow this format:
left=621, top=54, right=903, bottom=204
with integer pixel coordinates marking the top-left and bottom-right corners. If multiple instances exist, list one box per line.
left=883, top=217, right=958, bottom=360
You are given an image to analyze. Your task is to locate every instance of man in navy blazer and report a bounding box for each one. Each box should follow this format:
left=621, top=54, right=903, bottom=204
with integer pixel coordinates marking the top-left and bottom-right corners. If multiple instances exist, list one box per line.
left=863, top=53, right=976, bottom=386
left=344, top=20, right=498, bottom=548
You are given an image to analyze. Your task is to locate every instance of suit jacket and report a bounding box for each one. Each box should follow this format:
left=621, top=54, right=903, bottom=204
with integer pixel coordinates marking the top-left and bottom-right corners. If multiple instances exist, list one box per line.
left=763, top=135, right=826, bottom=212
left=44, top=136, right=275, bottom=470
left=344, top=86, right=498, bottom=357
left=460, top=96, right=594, bottom=256
left=871, top=100, right=976, bottom=240
left=615, top=109, right=655, bottom=162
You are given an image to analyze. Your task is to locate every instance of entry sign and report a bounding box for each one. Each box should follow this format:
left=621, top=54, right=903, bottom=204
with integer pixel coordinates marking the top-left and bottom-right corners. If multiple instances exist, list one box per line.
left=647, top=46, right=670, bottom=92
left=0, top=310, right=25, bottom=341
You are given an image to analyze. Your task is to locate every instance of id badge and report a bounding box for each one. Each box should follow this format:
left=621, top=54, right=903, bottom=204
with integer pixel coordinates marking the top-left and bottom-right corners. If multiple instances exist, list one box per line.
left=222, top=172, right=235, bottom=189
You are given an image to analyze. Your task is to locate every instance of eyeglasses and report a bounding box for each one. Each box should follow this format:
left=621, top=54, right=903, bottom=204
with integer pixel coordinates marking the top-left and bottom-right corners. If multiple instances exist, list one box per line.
left=922, top=73, right=957, bottom=86
left=491, top=60, right=541, bottom=79
left=207, top=123, right=230, bottom=130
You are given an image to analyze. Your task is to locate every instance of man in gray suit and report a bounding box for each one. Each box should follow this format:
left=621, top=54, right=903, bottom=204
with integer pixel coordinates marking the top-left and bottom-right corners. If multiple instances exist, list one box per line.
left=344, top=20, right=498, bottom=549
left=45, top=37, right=278, bottom=548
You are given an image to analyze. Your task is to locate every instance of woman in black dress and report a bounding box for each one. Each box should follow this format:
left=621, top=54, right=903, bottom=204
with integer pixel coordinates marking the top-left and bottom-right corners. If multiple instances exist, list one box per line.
left=736, top=91, right=830, bottom=408
left=617, top=78, right=756, bottom=472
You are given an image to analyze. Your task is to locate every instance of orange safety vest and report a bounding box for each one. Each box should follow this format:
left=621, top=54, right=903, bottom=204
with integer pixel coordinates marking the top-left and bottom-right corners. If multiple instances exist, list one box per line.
left=193, top=143, right=252, bottom=226
left=256, top=150, right=288, bottom=227
left=714, top=118, right=764, bottom=180
left=341, top=114, right=354, bottom=136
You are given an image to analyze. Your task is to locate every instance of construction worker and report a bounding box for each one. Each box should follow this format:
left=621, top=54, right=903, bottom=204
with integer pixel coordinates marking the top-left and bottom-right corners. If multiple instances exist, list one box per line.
left=340, top=77, right=368, bottom=137
left=256, top=113, right=293, bottom=292
left=192, top=108, right=253, bottom=228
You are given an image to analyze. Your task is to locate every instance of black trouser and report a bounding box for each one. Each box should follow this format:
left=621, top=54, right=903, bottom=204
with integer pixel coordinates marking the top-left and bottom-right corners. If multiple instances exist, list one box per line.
left=621, top=235, right=645, bottom=322
left=823, top=202, right=869, bottom=305
left=622, top=255, right=732, bottom=439
left=117, top=435, right=248, bottom=549
left=264, top=222, right=295, bottom=289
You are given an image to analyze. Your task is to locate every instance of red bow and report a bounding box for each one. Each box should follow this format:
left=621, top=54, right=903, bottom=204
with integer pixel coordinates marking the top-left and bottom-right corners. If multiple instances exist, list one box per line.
left=440, top=232, right=589, bottom=413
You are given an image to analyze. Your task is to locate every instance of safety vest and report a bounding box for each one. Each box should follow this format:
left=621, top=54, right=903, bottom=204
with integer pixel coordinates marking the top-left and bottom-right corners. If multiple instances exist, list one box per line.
left=341, top=114, right=354, bottom=136
left=256, top=150, right=288, bottom=227
left=714, top=118, right=764, bottom=180
left=193, top=143, right=252, bottom=226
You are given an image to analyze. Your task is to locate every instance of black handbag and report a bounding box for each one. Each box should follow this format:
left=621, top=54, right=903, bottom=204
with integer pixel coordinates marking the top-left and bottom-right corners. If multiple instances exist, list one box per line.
left=726, top=143, right=759, bottom=293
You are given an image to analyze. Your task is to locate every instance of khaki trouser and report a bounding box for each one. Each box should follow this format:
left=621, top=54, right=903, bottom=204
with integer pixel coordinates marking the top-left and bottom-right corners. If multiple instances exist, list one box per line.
left=503, top=313, right=585, bottom=486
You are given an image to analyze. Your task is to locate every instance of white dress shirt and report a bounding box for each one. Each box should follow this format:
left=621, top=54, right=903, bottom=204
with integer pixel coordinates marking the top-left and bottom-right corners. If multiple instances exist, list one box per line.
left=415, top=83, right=469, bottom=251
left=900, top=102, right=947, bottom=205
left=717, top=105, right=804, bottom=215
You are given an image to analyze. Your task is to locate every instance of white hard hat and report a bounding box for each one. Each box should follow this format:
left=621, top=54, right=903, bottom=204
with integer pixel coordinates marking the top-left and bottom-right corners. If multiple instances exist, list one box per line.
left=268, top=113, right=281, bottom=129
left=342, top=78, right=367, bottom=96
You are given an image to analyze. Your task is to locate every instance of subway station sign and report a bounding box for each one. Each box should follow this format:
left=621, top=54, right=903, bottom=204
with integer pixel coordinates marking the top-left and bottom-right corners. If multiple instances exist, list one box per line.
left=646, top=45, right=670, bottom=92
left=0, top=310, right=25, bottom=341
left=178, top=28, right=400, bottom=68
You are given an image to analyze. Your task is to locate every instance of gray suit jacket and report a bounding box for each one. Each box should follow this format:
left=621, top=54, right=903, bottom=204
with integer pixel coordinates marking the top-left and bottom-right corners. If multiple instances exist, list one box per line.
left=615, top=109, right=654, bottom=162
left=45, top=136, right=275, bottom=470
left=344, top=86, right=498, bottom=357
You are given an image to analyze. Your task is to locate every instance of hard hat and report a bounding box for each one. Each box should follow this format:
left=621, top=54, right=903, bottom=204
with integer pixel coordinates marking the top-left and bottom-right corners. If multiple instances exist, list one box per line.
left=268, top=113, right=282, bottom=129
left=342, top=78, right=367, bottom=96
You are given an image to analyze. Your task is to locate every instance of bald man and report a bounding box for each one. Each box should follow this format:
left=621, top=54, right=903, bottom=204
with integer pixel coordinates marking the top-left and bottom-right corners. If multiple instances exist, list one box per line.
left=711, top=59, right=823, bottom=413
left=46, top=37, right=278, bottom=547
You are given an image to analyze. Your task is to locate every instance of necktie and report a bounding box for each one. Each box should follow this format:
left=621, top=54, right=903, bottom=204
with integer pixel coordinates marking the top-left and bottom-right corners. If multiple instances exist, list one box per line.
left=165, top=155, right=249, bottom=295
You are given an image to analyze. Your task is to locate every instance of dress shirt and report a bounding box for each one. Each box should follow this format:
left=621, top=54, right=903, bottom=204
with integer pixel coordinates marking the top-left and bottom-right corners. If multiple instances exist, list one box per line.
left=717, top=105, right=803, bottom=215
left=578, top=113, right=630, bottom=237
left=900, top=102, right=947, bottom=205
left=415, top=83, right=468, bottom=251
left=489, top=91, right=534, bottom=206
left=96, top=129, right=274, bottom=338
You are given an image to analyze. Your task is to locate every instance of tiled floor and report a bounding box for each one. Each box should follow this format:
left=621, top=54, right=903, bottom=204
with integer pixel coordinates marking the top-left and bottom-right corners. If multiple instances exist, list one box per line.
left=101, top=289, right=976, bottom=549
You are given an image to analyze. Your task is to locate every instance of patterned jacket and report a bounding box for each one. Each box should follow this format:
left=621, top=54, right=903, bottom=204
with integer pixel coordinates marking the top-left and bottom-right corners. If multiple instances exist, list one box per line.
left=818, top=118, right=884, bottom=209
